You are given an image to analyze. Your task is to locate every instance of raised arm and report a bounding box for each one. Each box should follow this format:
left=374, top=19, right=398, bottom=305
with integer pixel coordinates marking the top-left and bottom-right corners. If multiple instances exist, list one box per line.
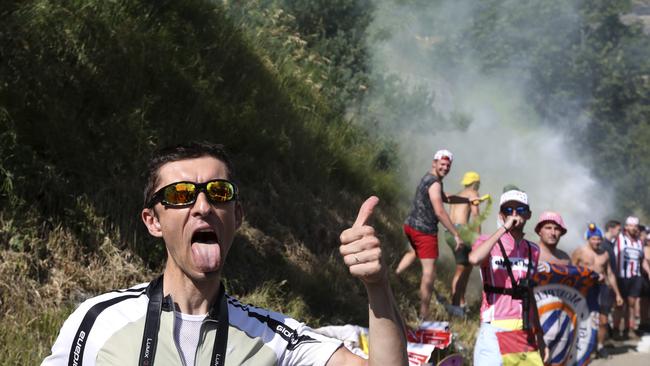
left=470, top=200, right=480, bottom=220
left=468, top=216, right=521, bottom=266
left=333, top=196, right=408, bottom=366
left=468, top=226, right=505, bottom=266
left=470, top=199, right=480, bottom=234
left=446, top=195, right=470, bottom=204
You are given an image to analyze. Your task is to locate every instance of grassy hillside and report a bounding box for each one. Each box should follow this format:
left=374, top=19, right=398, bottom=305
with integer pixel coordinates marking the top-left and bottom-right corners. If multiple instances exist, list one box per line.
left=10, top=1, right=646, bottom=364
left=1, top=0, right=440, bottom=363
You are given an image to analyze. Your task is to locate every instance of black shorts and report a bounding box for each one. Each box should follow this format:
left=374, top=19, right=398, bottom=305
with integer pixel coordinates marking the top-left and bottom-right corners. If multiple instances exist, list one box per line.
left=454, top=245, right=471, bottom=265
left=618, top=276, right=643, bottom=298
left=641, top=274, right=650, bottom=298
left=598, top=284, right=614, bottom=315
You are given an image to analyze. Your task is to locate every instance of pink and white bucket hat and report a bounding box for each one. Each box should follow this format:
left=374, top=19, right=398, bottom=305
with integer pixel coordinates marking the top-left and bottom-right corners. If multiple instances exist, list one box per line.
left=534, top=211, right=567, bottom=236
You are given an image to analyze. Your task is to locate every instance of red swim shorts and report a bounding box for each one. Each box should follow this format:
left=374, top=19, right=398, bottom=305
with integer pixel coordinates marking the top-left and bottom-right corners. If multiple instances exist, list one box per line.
left=403, top=224, right=439, bottom=259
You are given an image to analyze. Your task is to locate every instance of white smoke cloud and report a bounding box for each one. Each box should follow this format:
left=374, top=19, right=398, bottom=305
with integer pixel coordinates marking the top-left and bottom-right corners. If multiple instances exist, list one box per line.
left=363, top=0, right=613, bottom=250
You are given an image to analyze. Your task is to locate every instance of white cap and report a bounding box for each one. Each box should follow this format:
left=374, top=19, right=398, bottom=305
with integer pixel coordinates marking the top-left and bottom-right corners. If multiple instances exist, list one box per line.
left=499, top=190, right=529, bottom=207
left=625, top=216, right=639, bottom=226
left=433, top=149, right=453, bottom=162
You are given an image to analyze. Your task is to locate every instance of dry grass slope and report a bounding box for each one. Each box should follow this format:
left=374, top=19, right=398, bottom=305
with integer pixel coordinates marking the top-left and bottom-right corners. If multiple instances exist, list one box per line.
left=0, top=1, right=481, bottom=364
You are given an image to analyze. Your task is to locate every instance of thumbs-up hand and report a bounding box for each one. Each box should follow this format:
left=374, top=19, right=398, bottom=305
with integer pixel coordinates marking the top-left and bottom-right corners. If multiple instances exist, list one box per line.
left=339, top=196, right=386, bottom=285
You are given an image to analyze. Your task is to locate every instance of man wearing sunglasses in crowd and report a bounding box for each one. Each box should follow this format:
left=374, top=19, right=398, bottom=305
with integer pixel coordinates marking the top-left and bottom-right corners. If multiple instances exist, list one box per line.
left=469, top=189, right=548, bottom=365
left=395, top=149, right=464, bottom=321
left=42, top=142, right=407, bottom=366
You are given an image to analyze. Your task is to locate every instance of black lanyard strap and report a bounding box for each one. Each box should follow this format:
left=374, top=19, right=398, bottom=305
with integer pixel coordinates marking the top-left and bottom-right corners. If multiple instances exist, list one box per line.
left=210, top=291, right=229, bottom=366
left=495, top=239, right=534, bottom=330
left=138, top=275, right=229, bottom=366
left=138, top=276, right=163, bottom=366
left=496, top=239, right=533, bottom=286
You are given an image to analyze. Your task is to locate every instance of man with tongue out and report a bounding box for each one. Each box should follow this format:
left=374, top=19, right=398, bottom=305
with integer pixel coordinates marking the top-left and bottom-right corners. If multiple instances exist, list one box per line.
left=42, top=142, right=407, bottom=366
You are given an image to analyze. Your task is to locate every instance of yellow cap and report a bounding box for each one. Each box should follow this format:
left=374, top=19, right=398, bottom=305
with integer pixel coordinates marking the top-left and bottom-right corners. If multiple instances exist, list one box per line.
left=461, top=171, right=480, bottom=186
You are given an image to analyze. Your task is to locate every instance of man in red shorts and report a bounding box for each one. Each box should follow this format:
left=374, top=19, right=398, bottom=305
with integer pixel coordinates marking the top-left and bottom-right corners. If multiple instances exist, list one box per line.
left=400, top=149, right=463, bottom=319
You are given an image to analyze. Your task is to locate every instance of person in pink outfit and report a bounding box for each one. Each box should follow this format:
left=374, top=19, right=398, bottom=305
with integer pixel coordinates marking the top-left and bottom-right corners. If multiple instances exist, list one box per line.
left=469, top=189, right=547, bottom=365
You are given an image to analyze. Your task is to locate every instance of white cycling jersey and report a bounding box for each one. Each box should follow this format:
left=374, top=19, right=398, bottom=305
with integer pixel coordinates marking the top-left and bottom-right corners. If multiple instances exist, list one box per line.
left=41, top=281, right=342, bottom=366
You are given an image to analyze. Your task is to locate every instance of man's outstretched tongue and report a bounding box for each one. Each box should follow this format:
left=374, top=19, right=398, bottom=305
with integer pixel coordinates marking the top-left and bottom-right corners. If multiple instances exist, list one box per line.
left=191, top=232, right=221, bottom=272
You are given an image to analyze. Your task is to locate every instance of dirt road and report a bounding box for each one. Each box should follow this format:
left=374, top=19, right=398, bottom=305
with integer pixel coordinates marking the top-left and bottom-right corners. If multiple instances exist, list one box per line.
left=590, top=335, right=650, bottom=366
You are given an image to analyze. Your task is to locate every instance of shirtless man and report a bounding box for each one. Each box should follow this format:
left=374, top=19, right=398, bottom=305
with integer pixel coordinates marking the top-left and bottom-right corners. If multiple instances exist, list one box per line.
left=601, top=220, right=621, bottom=338
left=534, top=211, right=571, bottom=265
left=571, top=225, right=624, bottom=358
left=448, top=171, right=481, bottom=313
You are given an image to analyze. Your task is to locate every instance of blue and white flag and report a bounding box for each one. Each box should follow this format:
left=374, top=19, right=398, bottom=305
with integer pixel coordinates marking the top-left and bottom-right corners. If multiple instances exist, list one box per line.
left=533, top=263, right=600, bottom=366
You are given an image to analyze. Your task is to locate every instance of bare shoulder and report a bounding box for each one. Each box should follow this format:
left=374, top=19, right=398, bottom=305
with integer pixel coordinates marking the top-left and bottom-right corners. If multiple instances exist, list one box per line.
left=428, top=180, right=442, bottom=192
left=571, top=246, right=584, bottom=257
left=461, top=187, right=480, bottom=198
